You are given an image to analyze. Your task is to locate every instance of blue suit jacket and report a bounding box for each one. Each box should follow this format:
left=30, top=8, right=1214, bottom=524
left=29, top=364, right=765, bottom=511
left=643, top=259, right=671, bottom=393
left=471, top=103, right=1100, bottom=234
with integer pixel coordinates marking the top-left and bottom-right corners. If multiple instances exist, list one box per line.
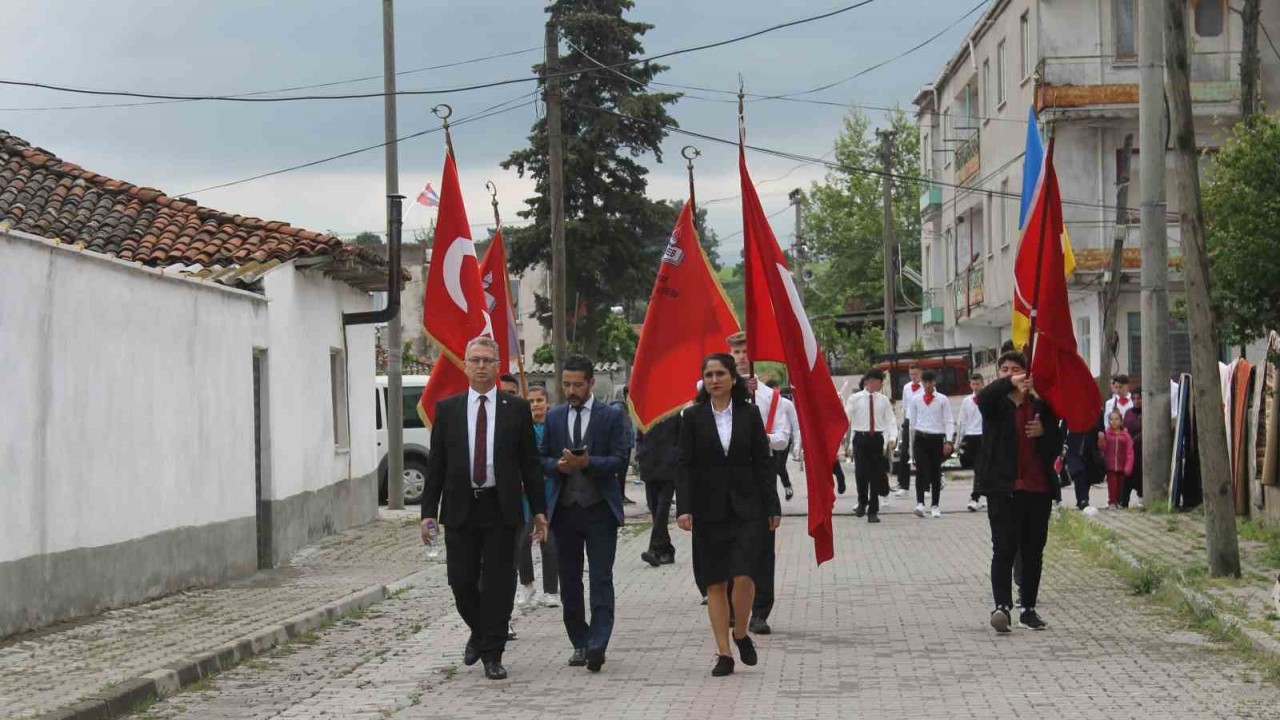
left=541, top=400, right=630, bottom=524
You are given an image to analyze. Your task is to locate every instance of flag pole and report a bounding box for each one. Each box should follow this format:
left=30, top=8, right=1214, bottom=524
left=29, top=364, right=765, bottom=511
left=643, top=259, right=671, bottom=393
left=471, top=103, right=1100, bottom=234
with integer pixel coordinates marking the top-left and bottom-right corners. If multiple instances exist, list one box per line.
left=737, top=78, right=757, bottom=397
left=1024, top=134, right=1056, bottom=368
left=682, top=145, right=702, bottom=234
left=486, top=181, right=528, bottom=397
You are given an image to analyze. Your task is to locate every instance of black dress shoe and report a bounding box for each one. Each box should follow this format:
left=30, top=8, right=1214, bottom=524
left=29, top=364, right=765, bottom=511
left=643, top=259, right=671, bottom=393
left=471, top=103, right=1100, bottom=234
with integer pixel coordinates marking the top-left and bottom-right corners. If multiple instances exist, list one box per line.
left=749, top=617, right=771, bottom=635
left=733, top=634, right=758, bottom=666
left=867, top=513, right=881, bottom=524
left=568, top=647, right=588, bottom=666
left=463, top=641, right=480, bottom=666
left=586, top=647, right=606, bottom=672
left=641, top=550, right=660, bottom=567
left=854, top=503, right=866, bottom=518
left=657, top=553, right=675, bottom=565
left=482, top=659, right=508, bottom=680
left=712, top=654, right=735, bottom=677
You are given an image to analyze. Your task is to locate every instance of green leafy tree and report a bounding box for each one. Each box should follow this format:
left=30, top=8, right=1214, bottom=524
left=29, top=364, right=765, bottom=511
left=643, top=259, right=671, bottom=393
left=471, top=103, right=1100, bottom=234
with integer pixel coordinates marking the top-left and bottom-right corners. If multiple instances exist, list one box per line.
left=801, top=108, right=921, bottom=362
left=533, top=344, right=556, bottom=364
left=597, top=311, right=639, bottom=365
left=502, top=0, right=681, bottom=357
left=351, top=231, right=381, bottom=246
left=1204, top=113, right=1280, bottom=346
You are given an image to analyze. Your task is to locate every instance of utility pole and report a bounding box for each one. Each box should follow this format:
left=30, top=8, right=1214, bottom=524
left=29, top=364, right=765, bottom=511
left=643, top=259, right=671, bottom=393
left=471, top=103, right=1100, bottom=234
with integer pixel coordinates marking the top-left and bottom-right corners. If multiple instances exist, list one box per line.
left=1139, top=0, right=1171, bottom=507
left=1099, top=134, right=1133, bottom=396
left=545, top=20, right=568, bottom=393
left=1165, top=0, right=1240, bottom=577
left=877, top=129, right=898, bottom=354
left=1242, top=0, right=1261, bottom=126
left=382, top=0, right=404, bottom=510
left=789, top=188, right=805, bottom=303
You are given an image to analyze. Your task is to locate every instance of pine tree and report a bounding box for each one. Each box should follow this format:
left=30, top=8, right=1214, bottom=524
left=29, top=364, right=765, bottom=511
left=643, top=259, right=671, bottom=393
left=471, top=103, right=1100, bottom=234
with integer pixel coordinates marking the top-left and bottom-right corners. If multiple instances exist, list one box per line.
left=502, top=0, right=681, bottom=356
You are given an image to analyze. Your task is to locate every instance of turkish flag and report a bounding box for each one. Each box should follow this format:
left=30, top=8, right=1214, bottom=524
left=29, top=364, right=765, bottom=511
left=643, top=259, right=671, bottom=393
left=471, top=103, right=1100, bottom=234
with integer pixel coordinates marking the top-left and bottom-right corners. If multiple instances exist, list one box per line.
left=1014, top=140, right=1101, bottom=432
left=417, top=147, right=492, bottom=426
left=479, top=228, right=525, bottom=384
left=629, top=200, right=740, bottom=431
left=741, top=145, right=848, bottom=565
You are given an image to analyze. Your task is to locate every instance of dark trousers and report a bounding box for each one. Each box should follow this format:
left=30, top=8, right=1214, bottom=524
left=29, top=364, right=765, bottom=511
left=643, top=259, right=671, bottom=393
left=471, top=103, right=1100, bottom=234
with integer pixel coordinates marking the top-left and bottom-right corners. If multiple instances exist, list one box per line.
left=1069, top=470, right=1091, bottom=509
left=552, top=502, right=619, bottom=652
left=644, top=479, right=676, bottom=557
left=617, top=449, right=633, bottom=496
left=853, top=432, right=887, bottom=515
left=752, top=529, right=776, bottom=621
left=1121, top=472, right=1144, bottom=507
left=958, top=435, right=983, bottom=501
left=774, top=446, right=793, bottom=489
left=443, top=491, right=518, bottom=662
left=517, top=522, right=559, bottom=594
left=987, top=492, right=1052, bottom=610
left=913, top=432, right=945, bottom=506
left=895, top=419, right=913, bottom=490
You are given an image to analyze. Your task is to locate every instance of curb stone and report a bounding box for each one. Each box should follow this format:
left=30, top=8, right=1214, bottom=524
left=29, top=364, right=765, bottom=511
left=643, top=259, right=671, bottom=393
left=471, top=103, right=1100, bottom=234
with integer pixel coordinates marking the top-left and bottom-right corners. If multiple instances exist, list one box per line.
left=32, top=569, right=433, bottom=720
left=1082, top=514, right=1280, bottom=663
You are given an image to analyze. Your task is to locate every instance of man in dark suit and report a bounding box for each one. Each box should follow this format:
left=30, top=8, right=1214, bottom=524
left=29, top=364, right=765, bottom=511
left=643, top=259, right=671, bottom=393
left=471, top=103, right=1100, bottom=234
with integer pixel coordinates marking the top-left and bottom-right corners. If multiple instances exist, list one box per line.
left=421, top=337, right=547, bottom=681
left=541, top=355, right=630, bottom=673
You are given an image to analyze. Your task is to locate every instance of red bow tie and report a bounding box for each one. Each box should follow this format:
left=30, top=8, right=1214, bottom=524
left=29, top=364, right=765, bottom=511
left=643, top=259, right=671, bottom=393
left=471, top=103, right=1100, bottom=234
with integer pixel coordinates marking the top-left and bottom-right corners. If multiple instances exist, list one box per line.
left=911, top=383, right=921, bottom=393
left=924, top=392, right=935, bottom=406
left=1118, top=396, right=1130, bottom=406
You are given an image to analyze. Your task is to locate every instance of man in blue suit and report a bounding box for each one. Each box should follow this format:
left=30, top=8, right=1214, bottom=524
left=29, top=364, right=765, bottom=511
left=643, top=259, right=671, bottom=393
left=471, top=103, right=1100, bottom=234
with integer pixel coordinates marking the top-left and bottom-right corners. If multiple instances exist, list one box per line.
left=541, top=355, right=629, bottom=673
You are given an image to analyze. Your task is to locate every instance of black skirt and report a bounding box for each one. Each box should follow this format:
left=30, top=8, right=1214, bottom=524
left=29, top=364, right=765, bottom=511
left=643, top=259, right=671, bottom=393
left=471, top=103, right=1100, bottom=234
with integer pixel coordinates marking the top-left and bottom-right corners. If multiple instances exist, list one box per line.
left=692, top=515, right=769, bottom=585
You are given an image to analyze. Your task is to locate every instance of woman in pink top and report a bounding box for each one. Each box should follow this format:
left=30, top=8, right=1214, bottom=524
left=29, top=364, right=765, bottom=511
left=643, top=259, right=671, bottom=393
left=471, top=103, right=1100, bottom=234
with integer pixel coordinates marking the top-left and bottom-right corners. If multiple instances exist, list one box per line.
left=1097, top=410, right=1135, bottom=509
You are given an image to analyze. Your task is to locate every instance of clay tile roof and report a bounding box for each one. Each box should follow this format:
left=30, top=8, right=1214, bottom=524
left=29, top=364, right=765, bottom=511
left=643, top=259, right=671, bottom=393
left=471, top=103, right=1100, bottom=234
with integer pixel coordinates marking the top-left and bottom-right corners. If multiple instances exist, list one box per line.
left=0, top=130, right=391, bottom=278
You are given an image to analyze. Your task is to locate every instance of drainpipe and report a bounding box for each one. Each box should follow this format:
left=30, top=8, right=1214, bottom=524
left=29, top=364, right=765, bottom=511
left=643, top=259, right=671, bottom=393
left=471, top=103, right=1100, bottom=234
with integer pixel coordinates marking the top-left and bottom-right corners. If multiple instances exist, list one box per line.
left=343, top=194, right=404, bottom=326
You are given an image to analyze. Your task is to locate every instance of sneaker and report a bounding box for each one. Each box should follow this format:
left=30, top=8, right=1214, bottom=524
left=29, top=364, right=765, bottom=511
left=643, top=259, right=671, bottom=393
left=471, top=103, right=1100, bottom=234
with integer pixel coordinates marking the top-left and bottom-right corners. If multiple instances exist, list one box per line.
left=711, top=654, right=735, bottom=677
left=990, top=606, right=1012, bottom=634
left=979, top=497, right=988, bottom=510
left=540, top=592, right=561, bottom=608
left=867, top=513, right=881, bottom=524
left=515, top=583, right=536, bottom=606
left=1018, top=609, right=1048, bottom=630
left=893, top=488, right=908, bottom=499
left=1083, top=506, right=1100, bottom=517
left=967, top=499, right=980, bottom=512
left=784, top=486, right=795, bottom=501
left=914, top=503, right=926, bottom=518
left=1135, top=498, right=1145, bottom=509
left=930, top=506, right=942, bottom=518
left=1107, top=503, right=1120, bottom=510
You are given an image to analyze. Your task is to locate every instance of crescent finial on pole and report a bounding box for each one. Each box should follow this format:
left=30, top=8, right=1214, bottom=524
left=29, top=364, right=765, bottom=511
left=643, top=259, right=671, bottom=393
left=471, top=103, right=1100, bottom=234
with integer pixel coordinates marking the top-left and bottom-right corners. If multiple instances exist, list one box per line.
left=681, top=145, right=701, bottom=224
left=737, top=76, right=746, bottom=145
left=433, top=104, right=454, bottom=154
left=485, top=180, right=502, bottom=229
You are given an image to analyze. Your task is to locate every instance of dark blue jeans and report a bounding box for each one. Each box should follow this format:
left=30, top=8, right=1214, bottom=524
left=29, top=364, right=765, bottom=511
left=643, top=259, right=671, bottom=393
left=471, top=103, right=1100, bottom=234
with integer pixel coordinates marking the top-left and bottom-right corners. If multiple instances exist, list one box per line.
left=552, top=502, right=619, bottom=652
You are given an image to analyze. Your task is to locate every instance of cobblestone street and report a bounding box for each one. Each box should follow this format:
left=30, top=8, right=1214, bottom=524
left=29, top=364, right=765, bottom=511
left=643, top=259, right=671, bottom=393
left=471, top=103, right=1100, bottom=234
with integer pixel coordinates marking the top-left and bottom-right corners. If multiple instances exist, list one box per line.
left=113, top=476, right=1280, bottom=720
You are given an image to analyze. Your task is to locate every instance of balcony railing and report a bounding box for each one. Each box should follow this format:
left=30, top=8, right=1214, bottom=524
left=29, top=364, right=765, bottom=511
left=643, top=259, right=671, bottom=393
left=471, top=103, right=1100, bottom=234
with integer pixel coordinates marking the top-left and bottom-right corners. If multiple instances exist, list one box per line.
left=920, top=184, right=942, bottom=213
left=922, top=288, right=944, bottom=326
left=952, top=263, right=985, bottom=321
left=955, top=135, right=980, bottom=184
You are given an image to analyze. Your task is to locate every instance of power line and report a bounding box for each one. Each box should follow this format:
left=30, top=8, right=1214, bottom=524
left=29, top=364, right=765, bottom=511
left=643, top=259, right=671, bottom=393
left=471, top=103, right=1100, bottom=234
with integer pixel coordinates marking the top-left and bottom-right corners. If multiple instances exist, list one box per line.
left=0, top=46, right=544, bottom=112
left=1262, top=20, right=1280, bottom=62
left=0, top=1, right=883, bottom=105
left=177, top=91, right=538, bottom=196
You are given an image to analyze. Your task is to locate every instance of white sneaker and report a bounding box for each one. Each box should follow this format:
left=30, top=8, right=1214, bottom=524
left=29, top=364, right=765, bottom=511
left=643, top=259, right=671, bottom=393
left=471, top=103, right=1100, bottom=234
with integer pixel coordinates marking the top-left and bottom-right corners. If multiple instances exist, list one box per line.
left=931, top=506, right=942, bottom=518
left=979, top=497, right=988, bottom=510
left=540, top=592, right=561, bottom=608
left=914, top=503, right=926, bottom=518
left=1135, top=498, right=1145, bottom=508
left=1082, top=506, right=1100, bottom=517
left=966, top=499, right=980, bottom=512
left=893, top=488, right=908, bottom=499
left=515, top=583, right=536, bottom=606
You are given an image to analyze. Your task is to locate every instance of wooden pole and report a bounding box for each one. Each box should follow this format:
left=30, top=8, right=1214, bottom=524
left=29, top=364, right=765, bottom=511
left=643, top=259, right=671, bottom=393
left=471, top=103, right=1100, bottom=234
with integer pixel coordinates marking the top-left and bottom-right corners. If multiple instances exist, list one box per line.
left=1099, top=134, right=1134, bottom=392
left=877, top=129, right=898, bottom=354
left=546, top=21, right=568, bottom=397
left=1242, top=0, right=1261, bottom=127
left=1165, top=0, right=1240, bottom=577
left=382, top=0, right=404, bottom=510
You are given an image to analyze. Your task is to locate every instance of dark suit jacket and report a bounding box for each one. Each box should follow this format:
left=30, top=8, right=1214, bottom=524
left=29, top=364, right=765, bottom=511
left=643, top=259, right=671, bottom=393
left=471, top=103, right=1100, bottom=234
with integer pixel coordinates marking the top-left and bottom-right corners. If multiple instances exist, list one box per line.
left=421, top=390, right=545, bottom=528
left=675, top=399, right=781, bottom=522
left=974, top=376, right=1063, bottom=500
left=540, top=400, right=630, bottom=524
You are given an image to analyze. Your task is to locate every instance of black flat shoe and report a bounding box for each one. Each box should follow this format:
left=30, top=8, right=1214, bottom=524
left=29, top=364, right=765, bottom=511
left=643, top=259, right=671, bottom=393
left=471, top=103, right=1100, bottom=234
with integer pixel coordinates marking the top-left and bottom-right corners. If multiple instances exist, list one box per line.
left=867, top=513, right=881, bottom=523
left=854, top=504, right=866, bottom=518
left=657, top=553, right=675, bottom=565
left=568, top=647, right=587, bottom=666
left=586, top=647, right=606, bottom=672
left=733, top=634, right=758, bottom=666
left=712, top=654, right=735, bottom=677
left=641, top=550, right=660, bottom=567
left=483, top=659, right=508, bottom=680
left=748, top=617, right=771, bottom=635
left=463, top=641, right=480, bottom=666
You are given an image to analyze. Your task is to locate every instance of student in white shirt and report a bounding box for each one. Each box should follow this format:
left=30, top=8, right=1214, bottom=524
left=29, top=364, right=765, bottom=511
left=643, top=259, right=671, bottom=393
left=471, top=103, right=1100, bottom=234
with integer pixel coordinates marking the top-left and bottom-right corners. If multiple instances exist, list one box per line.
left=767, top=382, right=800, bottom=501
left=1103, top=373, right=1136, bottom=421
left=846, top=369, right=898, bottom=523
left=906, top=370, right=954, bottom=518
left=894, top=365, right=926, bottom=496
left=953, top=373, right=987, bottom=512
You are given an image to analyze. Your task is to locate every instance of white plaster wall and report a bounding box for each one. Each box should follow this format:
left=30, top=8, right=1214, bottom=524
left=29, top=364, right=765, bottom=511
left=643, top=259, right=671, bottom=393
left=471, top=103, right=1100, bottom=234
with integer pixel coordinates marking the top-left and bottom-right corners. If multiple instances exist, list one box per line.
left=0, top=231, right=266, bottom=563
left=259, top=264, right=376, bottom=502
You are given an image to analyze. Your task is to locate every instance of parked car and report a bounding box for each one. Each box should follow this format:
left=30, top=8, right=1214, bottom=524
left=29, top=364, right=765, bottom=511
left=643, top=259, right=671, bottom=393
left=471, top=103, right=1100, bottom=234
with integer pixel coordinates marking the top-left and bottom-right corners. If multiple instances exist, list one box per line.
left=375, top=375, right=430, bottom=505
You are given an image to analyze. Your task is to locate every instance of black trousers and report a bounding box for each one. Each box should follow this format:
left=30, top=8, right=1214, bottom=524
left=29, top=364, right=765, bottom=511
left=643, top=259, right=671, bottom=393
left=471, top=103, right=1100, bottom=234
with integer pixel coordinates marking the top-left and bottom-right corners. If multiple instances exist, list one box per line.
left=852, top=432, right=887, bottom=515
left=444, top=491, right=519, bottom=662
left=645, top=478, right=676, bottom=557
left=774, top=446, right=793, bottom=489
left=987, top=492, right=1052, bottom=610
left=895, top=419, right=913, bottom=490
left=913, top=432, right=945, bottom=507
left=751, top=528, right=776, bottom=621
left=517, top=521, right=559, bottom=594
left=958, top=435, right=983, bottom=501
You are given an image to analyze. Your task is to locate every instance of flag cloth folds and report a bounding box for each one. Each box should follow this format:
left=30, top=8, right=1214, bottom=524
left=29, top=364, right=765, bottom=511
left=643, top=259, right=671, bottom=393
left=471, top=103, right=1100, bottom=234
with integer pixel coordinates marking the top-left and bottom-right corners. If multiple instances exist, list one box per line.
left=740, top=145, right=848, bottom=565
left=1013, top=141, right=1102, bottom=432
left=415, top=182, right=439, bottom=208
left=417, top=148, right=492, bottom=426
left=1012, top=106, right=1075, bottom=351
left=479, top=228, right=525, bottom=386
left=628, top=200, right=740, bottom=431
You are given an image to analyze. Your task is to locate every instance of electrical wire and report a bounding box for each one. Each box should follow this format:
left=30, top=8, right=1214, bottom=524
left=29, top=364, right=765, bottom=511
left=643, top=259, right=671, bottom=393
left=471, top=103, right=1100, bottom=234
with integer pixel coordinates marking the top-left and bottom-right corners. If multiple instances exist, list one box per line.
left=0, top=1, right=884, bottom=105
left=1262, top=20, right=1280, bottom=62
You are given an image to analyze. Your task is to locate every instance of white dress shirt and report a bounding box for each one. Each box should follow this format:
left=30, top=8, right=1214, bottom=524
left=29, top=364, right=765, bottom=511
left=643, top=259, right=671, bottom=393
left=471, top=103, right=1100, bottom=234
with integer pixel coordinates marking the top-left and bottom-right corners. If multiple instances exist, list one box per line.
left=1103, top=393, right=1136, bottom=422
left=954, top=394, right=983, bottom=442
left=466, top=386, right=498, bottom=488
left=907, top=390, right=954, bottom=437
left=846, top=389, right=898, bottom=444
left=901, top=379, right=926, bottom=406
left=567, top=395, right=595, bottom=446
left=712, top=400, right=734, bottom=454
left=753, top=383, right=794, bottom=451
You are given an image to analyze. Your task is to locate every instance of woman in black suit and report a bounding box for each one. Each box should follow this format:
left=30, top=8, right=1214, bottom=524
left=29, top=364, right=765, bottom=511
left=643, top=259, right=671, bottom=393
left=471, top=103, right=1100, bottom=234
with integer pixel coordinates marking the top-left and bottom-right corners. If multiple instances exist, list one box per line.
left=676, top=353, right=782, bottom=677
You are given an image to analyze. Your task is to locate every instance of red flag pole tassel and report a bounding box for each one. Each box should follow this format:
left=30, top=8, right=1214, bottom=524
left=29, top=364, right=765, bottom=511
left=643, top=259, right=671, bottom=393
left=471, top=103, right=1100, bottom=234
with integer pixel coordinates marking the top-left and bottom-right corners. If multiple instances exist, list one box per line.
left=1024, top=136, right=1055, bottom=365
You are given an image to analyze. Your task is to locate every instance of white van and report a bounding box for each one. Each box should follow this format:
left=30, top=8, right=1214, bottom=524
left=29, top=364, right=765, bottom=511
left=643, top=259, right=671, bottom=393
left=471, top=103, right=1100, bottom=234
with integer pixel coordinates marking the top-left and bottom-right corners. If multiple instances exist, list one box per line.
left=375, top=375, right=430, bottom=505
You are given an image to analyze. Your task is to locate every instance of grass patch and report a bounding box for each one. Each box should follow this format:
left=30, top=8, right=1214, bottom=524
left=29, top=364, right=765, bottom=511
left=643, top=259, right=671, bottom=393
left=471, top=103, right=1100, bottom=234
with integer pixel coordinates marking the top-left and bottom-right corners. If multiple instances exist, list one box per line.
left=620, top=521, right=653, bottom=538
left=389, top=586, right=410, bottom=599
left=188, top=674, right=218, bottom=693
left=294, top=631, right=320, bottom=645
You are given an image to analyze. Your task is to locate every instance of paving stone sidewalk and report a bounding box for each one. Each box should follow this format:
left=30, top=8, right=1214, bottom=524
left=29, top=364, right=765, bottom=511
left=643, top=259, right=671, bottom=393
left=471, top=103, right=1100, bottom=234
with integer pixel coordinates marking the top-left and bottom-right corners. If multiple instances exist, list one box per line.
left=0, top=509, right=434, bottom=720
left=121, top=477, right=1280, bottom=720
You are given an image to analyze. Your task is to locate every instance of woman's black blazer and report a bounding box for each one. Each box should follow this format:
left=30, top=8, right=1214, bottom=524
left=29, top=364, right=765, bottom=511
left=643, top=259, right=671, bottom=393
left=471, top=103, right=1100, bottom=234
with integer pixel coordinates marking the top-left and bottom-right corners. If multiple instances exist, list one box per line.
left=675, top=399, right=781, bottom=522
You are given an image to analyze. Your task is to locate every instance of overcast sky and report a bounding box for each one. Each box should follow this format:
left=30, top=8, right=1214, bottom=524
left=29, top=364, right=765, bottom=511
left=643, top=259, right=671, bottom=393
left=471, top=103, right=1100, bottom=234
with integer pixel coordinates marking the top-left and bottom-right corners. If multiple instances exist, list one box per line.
left=0, top=0, right=979, bottom=260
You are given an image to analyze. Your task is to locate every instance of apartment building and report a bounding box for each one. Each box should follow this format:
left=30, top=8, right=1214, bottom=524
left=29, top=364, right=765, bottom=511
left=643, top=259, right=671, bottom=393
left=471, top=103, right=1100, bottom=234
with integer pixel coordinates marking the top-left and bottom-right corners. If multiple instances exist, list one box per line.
left=914, top=0, right=1280, bottom=374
